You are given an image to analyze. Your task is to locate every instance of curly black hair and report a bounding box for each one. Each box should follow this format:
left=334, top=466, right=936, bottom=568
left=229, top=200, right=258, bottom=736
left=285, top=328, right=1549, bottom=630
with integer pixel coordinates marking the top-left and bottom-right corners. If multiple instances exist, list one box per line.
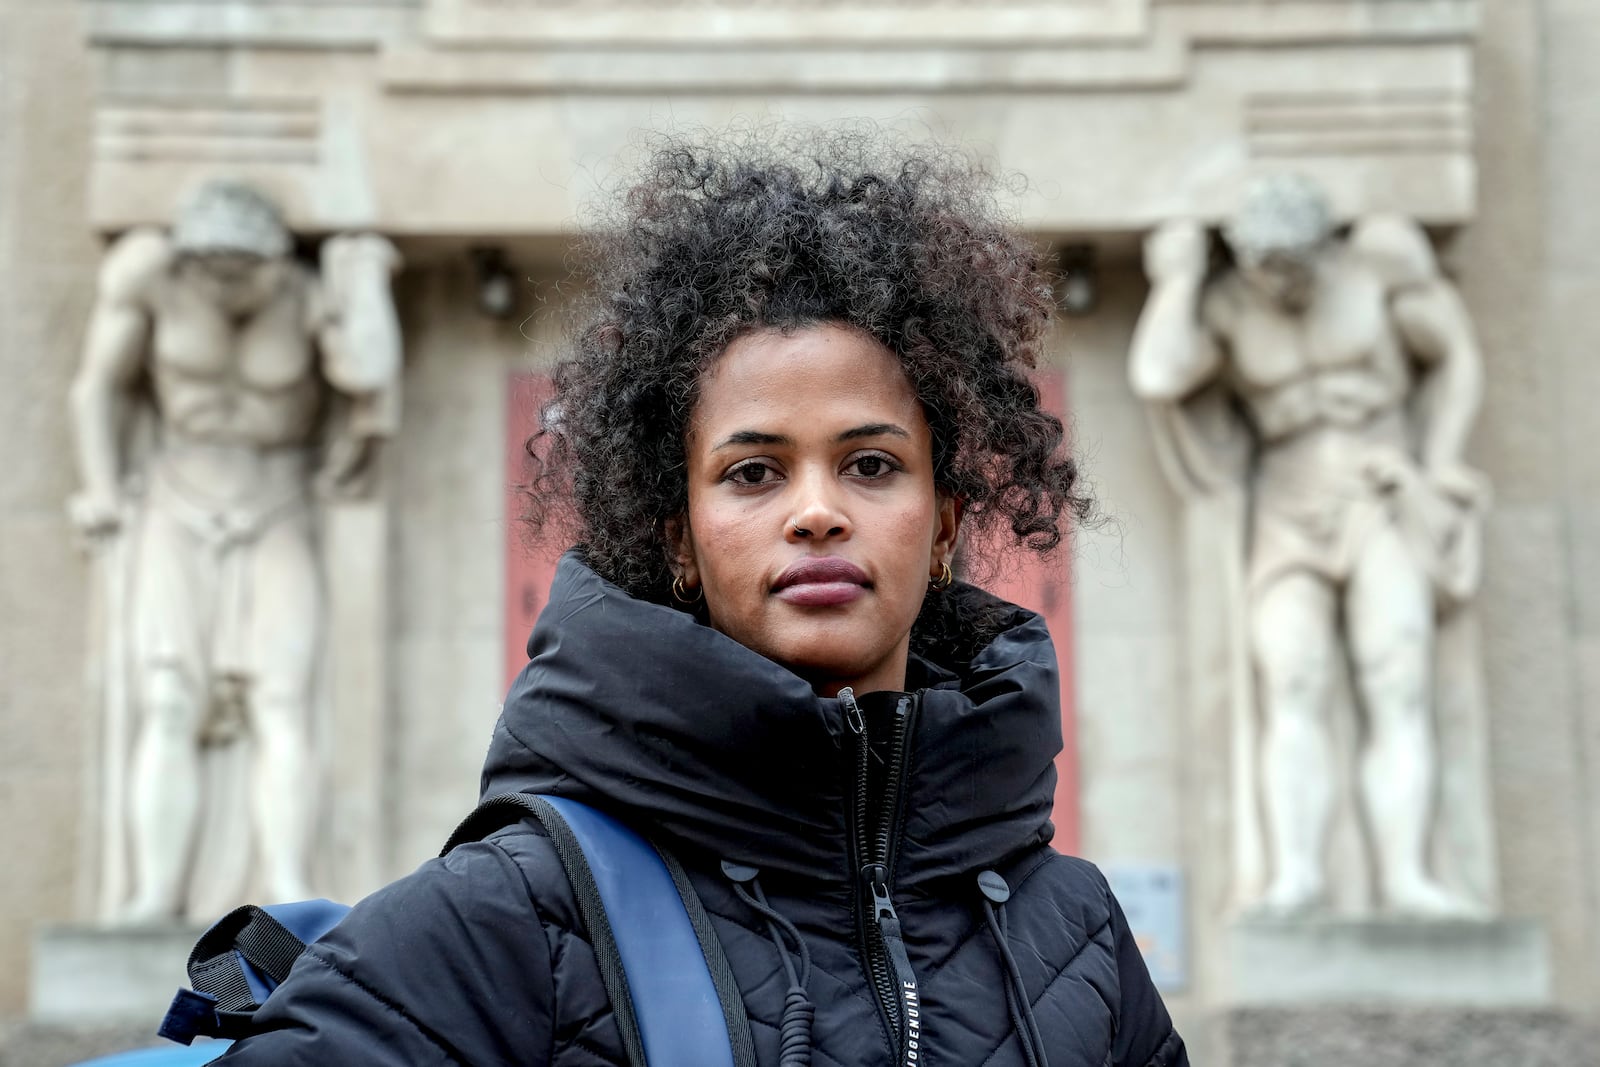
left=525, top=130, right=1090, bottom=651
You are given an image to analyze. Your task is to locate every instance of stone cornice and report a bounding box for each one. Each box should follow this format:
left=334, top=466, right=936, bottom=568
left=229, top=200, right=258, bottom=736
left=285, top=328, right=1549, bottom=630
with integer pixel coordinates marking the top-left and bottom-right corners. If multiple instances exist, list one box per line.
left=83, top=0, right=1477, bottom=54
left=381, top=1, right=1476, bottom=95
left=77, top=0, right=1483, bottom=233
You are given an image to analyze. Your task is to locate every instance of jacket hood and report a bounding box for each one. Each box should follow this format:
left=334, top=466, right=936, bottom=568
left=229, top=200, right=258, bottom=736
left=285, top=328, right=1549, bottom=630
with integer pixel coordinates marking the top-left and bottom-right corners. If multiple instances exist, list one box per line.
left=481, top=551, right=1063, bottom=887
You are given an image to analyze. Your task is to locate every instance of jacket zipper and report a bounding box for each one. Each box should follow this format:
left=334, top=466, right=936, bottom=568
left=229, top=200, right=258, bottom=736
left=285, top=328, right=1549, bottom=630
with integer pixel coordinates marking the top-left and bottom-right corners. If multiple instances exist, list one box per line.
left=841, top=687, right=922, bottom=1067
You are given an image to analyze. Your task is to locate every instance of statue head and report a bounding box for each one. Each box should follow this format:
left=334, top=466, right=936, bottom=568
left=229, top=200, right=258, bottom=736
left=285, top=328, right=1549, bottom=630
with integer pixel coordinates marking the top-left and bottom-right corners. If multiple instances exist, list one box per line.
left=172, top=181, right=294, bottom=311
left=1223, top=174, right=1334, bottom=312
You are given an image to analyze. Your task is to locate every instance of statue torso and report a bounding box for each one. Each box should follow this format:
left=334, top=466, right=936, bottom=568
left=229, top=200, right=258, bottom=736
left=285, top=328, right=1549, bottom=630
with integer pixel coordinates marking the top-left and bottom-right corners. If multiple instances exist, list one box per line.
left=147, top=263, right=324, bottom=450
left=1206, top=248, right=1413, bottom=447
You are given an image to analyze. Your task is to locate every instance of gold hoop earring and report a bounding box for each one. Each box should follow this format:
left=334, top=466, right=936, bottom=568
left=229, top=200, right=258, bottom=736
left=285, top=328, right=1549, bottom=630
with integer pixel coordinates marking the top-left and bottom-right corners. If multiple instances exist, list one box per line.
left=930, top=561, right=954, bottom=591
left=671, top=575, right=703, bottom=605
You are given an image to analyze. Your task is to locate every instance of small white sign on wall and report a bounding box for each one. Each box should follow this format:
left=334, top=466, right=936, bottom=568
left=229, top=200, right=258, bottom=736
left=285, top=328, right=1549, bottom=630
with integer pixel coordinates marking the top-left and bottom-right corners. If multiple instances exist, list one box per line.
left=1104, top=864, right=1187, bottom=992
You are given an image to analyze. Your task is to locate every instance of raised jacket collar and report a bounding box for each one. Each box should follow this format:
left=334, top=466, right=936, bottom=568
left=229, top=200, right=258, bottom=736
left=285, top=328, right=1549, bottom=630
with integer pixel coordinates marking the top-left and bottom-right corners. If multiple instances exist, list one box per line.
left=480, top=551, right=1063, bottom=887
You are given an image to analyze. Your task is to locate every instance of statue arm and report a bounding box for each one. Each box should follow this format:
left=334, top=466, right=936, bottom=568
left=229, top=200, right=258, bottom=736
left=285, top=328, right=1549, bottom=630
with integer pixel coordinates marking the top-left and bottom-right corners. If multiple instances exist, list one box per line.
left=68, top=229, right=165, bottom=534
left=313, top=235, right=403, bottom=496
left=1356, top=216, right=1484, bottom=475
left=1394, top=281, right=1483, bottom=473
left=1130, top=221, right=1223, bottom=401
left=316, top=233, right=403, bottom=431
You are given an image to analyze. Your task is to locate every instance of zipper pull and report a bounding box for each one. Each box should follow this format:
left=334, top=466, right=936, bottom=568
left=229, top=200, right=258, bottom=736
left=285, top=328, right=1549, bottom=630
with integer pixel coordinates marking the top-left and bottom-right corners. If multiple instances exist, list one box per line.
left=863, top=862, right=923, bottom=1062
left=841, top=686, right=866, bottom=736
left=862, top=863, right=896, bottom=921
left=895, top=694, right=913, bottom=721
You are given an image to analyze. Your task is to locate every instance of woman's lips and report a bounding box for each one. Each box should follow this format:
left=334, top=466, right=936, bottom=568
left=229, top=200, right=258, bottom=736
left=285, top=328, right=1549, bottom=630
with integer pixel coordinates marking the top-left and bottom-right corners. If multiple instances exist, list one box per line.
left=772, top=556, right=870, bottom=607
left=774, top=581, right=866, bottom=607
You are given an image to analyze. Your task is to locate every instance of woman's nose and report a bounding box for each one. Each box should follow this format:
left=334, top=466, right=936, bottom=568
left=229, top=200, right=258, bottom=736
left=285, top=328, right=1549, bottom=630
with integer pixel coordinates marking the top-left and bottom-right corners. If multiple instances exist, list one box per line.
left=786, top=471, right=849, bottom=542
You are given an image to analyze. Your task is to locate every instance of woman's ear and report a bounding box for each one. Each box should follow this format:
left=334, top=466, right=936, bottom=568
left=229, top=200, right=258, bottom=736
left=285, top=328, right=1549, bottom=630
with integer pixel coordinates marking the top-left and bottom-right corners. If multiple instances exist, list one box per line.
left=664, top=514, right=700, bottom=587
left=932, top=493, right=963, bottom=572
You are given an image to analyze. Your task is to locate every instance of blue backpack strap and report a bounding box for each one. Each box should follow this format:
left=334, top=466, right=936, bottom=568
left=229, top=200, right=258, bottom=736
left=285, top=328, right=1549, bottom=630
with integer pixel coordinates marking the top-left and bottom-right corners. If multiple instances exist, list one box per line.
left=446, top=792, right=756, bottom=1067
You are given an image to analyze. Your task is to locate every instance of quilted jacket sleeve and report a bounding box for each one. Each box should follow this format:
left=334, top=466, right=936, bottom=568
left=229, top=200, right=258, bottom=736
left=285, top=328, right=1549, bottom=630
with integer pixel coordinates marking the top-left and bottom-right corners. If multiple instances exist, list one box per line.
left=1106, top=884, right=1189, bottom=1067
left=216, top=838, right=555, bottom=1067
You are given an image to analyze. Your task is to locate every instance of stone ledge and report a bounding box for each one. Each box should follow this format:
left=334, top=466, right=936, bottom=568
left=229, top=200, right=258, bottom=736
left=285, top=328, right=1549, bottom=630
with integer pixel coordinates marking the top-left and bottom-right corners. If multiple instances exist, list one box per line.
left=31, top=924, right=203, bottom=1027
left=1221, top=1006, right=1597, bottom=1067
left=0, top=1023, right=169, bottom=1067
left=1227, top=917, right=1550, bottom=1006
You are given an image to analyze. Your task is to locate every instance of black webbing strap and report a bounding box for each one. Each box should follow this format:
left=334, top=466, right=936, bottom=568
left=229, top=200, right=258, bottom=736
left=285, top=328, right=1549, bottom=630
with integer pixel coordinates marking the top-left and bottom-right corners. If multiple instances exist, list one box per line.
left=441, top=792, right=549, bottom=854
left=657, top=844, right=759, bottom=1067
left=185, top=905, right=307, bottom=1013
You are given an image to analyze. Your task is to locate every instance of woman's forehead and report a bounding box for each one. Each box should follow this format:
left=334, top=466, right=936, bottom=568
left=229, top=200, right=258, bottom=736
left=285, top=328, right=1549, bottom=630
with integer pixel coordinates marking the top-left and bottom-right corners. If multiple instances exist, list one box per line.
left=691, top=324, right=926, bottom=439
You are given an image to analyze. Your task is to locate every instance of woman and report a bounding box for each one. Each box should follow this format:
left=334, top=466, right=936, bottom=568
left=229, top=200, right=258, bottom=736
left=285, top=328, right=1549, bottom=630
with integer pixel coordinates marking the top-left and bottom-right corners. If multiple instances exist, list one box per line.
left=222, top=135, right=1189, bottom=1066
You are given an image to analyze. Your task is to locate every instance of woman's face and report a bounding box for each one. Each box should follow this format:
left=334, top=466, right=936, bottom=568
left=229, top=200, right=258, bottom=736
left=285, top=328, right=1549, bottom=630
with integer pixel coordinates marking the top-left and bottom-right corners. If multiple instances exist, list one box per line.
left=674, top=323, right=960, bottom=697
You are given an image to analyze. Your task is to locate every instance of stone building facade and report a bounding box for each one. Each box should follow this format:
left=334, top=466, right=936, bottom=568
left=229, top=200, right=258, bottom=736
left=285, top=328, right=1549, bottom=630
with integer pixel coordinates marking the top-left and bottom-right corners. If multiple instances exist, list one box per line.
left=0, top=0, right=1597, bottom=1062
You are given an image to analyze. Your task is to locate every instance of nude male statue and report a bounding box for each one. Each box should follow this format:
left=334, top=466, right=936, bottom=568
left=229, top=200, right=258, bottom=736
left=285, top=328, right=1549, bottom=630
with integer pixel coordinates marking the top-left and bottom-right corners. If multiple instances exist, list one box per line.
left=69, top=182, right=401, bottom=923
left=1129, top=175, right=1487, bottom=918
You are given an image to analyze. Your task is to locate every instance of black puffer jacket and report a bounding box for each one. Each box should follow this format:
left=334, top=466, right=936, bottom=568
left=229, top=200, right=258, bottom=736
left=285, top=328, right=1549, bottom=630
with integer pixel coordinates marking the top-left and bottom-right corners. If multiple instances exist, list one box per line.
left=220, top=553, right=1187, bottom=1066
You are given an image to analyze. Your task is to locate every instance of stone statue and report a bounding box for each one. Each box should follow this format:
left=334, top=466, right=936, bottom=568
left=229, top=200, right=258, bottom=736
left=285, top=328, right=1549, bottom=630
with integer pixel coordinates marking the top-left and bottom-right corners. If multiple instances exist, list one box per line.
left=1129, top=175, right=1492, bottom=918
left=69, top=181, right=402, bottom=924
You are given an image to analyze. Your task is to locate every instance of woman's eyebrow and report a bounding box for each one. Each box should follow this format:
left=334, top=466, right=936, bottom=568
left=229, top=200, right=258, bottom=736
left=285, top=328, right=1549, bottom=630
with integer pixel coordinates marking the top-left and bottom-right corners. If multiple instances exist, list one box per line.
left=713, top=429, right=789, bottom=451
left=837, top=423, right=910, bottom=442
left=712, top=423, right=910, bottom=451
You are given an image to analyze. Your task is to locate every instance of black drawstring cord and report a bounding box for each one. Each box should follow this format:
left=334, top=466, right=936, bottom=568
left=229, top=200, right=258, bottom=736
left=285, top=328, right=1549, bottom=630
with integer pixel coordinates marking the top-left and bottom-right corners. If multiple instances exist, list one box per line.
left=723, top=861, right=814, bottom=1067
left=978, top=871, right=1050, bottom=1067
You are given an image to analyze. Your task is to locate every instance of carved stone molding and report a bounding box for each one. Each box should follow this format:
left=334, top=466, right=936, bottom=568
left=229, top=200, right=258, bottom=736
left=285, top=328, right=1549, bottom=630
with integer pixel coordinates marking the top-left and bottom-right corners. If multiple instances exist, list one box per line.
left=96, top=96, right=321, bottom=166
left=380, top=38, right=1187, bottom=93
left=1244, top=89, right=1473, bottom=160
left=423, top=0, right=1146, bottom=44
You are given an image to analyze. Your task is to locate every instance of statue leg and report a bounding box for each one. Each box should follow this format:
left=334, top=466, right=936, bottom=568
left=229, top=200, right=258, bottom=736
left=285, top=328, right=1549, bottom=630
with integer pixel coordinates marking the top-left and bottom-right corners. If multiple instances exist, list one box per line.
left=248, top=513, right=320, bottom=904
left=123, top=512, right=209, bottom=924
left=1250, top=570, right=1339, bottom=916
left=1346, top=524, right=1480, bottom=917
left=124, top=663, right=206, bottom=922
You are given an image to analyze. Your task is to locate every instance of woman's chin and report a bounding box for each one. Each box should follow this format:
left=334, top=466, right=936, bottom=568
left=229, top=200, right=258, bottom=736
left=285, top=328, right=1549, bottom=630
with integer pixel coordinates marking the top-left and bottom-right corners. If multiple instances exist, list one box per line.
left=707, top=600, right=914, bottom=693
left=765, top=632, right=903, bottom=694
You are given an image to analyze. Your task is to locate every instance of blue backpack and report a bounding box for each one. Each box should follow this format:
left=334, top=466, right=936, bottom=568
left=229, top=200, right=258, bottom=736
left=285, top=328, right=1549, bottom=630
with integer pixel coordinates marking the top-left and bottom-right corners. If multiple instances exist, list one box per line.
left=102, top=794, right=757, bottom=1067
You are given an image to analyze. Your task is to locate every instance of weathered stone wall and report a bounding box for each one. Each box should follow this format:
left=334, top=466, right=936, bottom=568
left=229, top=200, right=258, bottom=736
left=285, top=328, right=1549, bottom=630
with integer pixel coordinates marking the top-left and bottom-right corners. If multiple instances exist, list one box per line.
left=1538, top=0, right=1600, bottom=1011
left=385, top=262, right=538, bottom=872
left=0, top=0, right=100, bottom=1017
left=1452, top=0, right=1600, bottom=1012
left=1537, top=0, right=1600, bottom=1009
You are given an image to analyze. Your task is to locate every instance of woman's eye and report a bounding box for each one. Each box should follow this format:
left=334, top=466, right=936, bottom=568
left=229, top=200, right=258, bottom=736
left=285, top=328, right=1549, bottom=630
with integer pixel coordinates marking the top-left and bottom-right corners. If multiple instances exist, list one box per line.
left=846, top=453, right=898, bottom=478
left=727, top=461, right=777, bottom=485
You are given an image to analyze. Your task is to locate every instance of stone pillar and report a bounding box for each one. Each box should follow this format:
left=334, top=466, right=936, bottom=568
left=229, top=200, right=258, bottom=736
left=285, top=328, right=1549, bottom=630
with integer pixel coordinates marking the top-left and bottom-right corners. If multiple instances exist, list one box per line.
left=320, top=495, right=393, bottom=901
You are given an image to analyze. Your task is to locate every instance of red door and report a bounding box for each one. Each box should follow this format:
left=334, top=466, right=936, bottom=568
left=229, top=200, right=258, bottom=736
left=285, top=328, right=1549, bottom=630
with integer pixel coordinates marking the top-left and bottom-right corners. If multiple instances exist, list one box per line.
left=974, top=371, right=1079, bottom=855
left=503, top=373, right=558, bottom=687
